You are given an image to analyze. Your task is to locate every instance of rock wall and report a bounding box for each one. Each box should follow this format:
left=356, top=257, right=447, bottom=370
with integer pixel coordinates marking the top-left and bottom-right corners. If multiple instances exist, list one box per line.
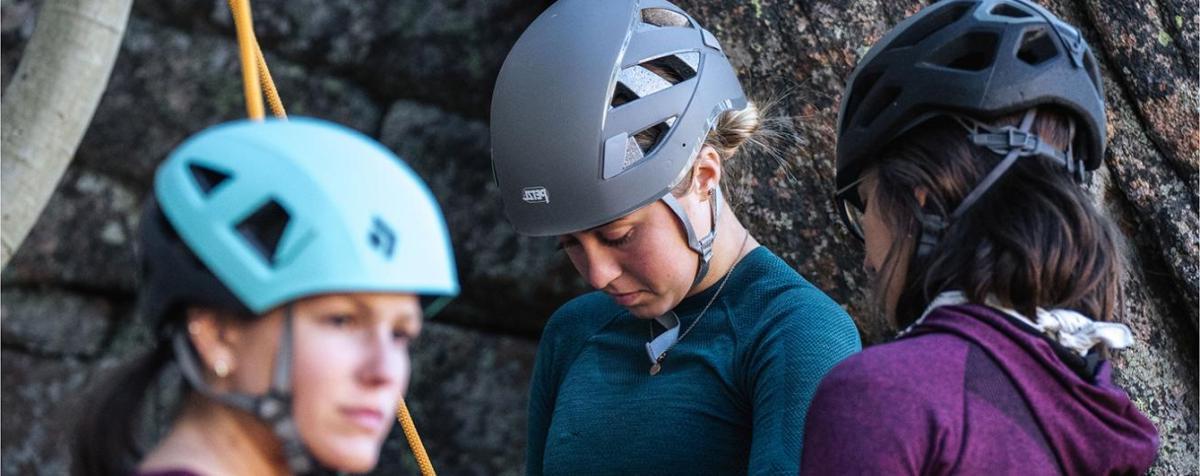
left=1, top=0, right=1195, bottom=474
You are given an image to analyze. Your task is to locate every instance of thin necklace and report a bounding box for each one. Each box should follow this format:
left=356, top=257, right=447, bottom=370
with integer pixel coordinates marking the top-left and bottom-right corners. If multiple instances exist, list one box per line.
left=648, top=230, right=752, bottom=375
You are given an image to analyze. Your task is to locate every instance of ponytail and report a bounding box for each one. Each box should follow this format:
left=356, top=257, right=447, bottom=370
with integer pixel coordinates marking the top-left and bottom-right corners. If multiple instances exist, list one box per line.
left=73, top=340, right=173, bottom=476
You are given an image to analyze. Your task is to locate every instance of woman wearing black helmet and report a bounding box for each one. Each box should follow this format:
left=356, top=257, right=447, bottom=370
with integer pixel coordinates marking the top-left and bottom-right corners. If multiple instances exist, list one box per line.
left=802, top=1, right=1159, bottom=474
left=491, top=0, right=861, bottom=474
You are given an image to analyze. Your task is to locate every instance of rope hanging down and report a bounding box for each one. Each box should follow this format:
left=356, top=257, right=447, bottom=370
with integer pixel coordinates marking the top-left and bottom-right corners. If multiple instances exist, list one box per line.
left=225, top=2, right=434, bottom=475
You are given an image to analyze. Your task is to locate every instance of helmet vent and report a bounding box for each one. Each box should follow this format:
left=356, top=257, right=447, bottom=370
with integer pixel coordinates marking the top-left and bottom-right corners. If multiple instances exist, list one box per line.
left=611, top=82, right=639, bottom=107
left=927, top=31, right=999, bottom=71
left=1082, top=51, right=1101, bottom=91
left=188, top=163, right=231, bottom=195
left=842, top=70, right=882, bottom=131
left=642, top=53, right=698, bottom=83
left=641, top=8, right=692, bottom=28
left=629, top=118, right=675, bottom=163
left=612, top=53, right=698, bottom=106
left=1017, top=28, right=1059, bottom=66
left=887, top=1, right=975, bottom=50
left=991, top=2, right=1034, bottom=18
left=856, top=86, right=901, bottom=128
left=236, top=199, right=291, bottom=265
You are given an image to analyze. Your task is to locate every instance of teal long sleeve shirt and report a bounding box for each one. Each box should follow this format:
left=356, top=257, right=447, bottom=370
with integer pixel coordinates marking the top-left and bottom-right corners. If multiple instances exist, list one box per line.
left=525, top=246, right=861, bottom=475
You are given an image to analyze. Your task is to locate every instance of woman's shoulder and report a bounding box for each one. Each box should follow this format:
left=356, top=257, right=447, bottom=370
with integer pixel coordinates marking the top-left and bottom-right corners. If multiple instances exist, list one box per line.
left=737, top=247, right=848, bottom=316
left=818, top=333, right=971, bottom=398
left=729, top=247, right=859, bottom=340
left=543, top=291, right=624, bottom=339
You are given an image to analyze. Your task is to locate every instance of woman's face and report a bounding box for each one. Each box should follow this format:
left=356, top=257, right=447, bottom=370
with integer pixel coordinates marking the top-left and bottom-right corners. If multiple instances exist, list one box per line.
left=228, top=293, right=421, bottom=473
left=857, top=171, right=911, bottom=320
left=857, top=172, right=892, bottom=278
left=558, top=196, right=708, bottom=319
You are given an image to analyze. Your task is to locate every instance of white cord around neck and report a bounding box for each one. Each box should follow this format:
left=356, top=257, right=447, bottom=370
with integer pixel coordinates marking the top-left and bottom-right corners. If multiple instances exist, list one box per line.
left=901, top=291, right=1134, bottom=356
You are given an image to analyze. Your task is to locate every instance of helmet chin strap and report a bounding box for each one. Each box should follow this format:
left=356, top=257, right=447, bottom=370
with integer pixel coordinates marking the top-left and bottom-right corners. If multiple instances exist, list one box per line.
left=172, top=305, right=320, bottom=474
left=917, top=109, right=1083, bottom=257
left=661, top=186, right=722, bottom=289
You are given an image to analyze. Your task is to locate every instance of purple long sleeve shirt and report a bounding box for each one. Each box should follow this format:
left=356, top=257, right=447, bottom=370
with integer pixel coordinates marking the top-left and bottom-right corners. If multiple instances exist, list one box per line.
left=801, top=303, right=1158, bottom=475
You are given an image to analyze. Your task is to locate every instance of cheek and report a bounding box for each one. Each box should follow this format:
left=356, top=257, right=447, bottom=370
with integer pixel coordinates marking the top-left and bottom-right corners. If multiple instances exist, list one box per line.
left=861, top=212, right=891, bottom=270
left=290, top=332, right=396, bottom=473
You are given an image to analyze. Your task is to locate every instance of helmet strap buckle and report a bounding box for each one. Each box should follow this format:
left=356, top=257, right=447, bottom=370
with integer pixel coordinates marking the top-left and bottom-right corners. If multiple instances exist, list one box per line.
left=662, top=186, right=722, bottom=288
left=171, top=306, right=321, bottom=475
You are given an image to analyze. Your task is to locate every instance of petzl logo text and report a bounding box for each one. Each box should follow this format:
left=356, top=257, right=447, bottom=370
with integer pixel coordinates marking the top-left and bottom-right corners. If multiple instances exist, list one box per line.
left=522, top=187, right=550, bottom=204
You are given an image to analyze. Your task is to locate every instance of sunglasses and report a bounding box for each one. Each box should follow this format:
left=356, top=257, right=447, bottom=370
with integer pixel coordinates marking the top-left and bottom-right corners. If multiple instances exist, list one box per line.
left=835, top=177, right=867, bottom=242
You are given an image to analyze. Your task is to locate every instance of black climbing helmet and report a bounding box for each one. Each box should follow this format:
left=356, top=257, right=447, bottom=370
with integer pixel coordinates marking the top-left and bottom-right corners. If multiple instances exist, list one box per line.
left=835, top=0, right=1106, bottom=210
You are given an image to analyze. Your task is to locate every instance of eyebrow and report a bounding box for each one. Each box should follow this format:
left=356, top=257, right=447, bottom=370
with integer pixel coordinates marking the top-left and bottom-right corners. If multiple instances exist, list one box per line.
left=334, top=295, right=419, bottom=323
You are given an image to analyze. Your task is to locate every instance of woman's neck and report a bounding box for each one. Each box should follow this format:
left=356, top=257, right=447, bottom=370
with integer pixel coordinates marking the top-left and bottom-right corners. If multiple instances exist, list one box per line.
left=140, top=396, right=289, bottom=476
left=686, top=210, right=758, bottom=297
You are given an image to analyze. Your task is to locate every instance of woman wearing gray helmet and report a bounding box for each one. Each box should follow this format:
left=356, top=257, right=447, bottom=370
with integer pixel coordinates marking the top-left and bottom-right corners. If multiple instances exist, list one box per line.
left=802, top=1, right=1158, bottom=474
left=491, top=0, right=861, bottom=474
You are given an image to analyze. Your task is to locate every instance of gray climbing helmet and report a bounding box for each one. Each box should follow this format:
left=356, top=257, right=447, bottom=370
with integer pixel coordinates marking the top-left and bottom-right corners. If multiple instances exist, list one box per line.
left=491, top=0, right=747, bottom=237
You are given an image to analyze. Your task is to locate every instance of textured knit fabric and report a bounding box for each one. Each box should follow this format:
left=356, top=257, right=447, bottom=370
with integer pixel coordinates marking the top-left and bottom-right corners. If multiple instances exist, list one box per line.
left=801, top=304, right=1159, bottom=475
left=526, top=246, right=862, bottom=475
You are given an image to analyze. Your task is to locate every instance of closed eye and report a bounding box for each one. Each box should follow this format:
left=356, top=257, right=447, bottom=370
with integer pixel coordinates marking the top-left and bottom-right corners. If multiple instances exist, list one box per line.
left=600, top=229, right=634, bottom=248
left=323, top=313, right=356, bottom=328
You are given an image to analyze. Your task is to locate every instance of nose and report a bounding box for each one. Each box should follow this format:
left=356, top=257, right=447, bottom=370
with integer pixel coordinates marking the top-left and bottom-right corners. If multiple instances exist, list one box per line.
left=357, top=330, right=406, bottom=391
left=576, top=242, right=622, bottom=290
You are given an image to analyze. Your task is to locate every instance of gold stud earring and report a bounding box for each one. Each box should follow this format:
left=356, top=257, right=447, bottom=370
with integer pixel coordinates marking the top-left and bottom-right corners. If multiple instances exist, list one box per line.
left=213, top=359, right=231, bottom=378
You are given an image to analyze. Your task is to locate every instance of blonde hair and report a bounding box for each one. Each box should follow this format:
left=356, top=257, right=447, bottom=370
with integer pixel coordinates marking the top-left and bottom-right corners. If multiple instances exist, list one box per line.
left=667, top=98, right=795, bottom=213
left=619, top=58, right=792, bottom=209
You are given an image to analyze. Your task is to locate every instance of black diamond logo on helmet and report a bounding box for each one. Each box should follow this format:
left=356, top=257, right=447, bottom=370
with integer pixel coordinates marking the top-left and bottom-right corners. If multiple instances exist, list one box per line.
left=368, top=217, right=396, bottom=259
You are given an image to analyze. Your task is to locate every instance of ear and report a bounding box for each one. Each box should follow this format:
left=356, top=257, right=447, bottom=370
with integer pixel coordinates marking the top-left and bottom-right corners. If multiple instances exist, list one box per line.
left=914, top=186, right=929, bottom=208
left=185, top=308, right=244, bottom=382
left=690, top=145, right=723, bottom=200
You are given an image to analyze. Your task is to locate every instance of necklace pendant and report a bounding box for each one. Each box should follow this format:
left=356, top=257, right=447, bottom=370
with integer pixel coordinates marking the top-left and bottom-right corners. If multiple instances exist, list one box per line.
left=649, top=362, right=662, bottom=375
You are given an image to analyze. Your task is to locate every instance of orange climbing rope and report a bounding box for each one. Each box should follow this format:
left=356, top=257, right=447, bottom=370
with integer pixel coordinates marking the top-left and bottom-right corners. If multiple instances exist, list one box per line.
left=397, top=399, right=438, bottom=475
left=228, top=0, right=285, bottom=119
left=225, top=2, right=433, bottom=474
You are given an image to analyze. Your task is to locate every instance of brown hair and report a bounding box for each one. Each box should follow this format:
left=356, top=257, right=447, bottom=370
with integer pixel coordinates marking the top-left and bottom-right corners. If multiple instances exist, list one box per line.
left=867, top=107, right=1123, bottom=327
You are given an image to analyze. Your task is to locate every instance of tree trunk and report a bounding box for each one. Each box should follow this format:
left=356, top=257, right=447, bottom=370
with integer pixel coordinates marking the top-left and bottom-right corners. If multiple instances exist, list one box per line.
left=1, top=0, right=133, bottom=269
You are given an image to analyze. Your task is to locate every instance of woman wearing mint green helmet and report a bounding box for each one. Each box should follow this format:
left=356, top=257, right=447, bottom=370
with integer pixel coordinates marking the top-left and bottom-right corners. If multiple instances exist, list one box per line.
left=72, top=117, right=458, bottom=475
left=491, top=0, right=861, bottom=473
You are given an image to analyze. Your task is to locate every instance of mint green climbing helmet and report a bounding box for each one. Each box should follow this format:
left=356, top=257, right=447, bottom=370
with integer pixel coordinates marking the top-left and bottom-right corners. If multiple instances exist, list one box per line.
left=153, top=117, right=458, bottom=314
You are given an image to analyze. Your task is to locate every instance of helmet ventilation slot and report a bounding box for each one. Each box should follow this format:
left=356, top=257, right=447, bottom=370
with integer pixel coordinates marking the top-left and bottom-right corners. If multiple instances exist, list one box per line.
left=842, top=70, right=882, bottom=131
left=1017, top=27, right=1059, bottom=66
left=991, top=2, right=1034, bottom=18
left=236, top=199, right=291, bottom=266
left=855, top=86, right=901, bottom=128
left=188, top=163, right=232, bottom=195
left=641, top=8, right=692, bottom=28
left=611, top=53, right=699, bottom=106
left=887, top=1, right=975, bottom=50
left=927, top=31, right=1000, bottom=71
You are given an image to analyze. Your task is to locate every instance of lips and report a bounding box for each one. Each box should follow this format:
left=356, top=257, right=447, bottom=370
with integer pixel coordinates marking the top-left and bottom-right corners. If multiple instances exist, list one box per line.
left=608, top=290, right=642, bottom=306
left=342, top=406, right=387, bottom=433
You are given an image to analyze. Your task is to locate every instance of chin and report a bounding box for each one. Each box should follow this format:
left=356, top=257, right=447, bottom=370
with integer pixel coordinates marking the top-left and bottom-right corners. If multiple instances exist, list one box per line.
left=624, top=300, right=670, bottom=319
left=312, top=438, right=384, bottom=473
